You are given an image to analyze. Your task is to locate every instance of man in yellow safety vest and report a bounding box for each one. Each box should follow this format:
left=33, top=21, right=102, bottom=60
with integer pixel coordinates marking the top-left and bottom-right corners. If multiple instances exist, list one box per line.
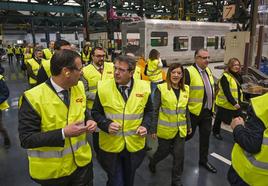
left=18, top=49, right=97, bottom=186
left=92, top=55, right=153, bottom=186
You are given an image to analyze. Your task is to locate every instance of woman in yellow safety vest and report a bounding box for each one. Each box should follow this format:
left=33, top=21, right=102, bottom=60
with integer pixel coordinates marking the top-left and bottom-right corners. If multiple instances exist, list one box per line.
left=213, top=58, right=244, bottom=140
left=149, top=63, right=191, bottom=186
left=146, top=49, right=164, bottom=96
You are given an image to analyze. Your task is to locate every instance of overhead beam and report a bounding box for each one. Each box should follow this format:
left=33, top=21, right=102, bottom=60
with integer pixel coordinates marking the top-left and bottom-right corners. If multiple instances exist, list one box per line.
left=0, top=1, right=82, bottom=14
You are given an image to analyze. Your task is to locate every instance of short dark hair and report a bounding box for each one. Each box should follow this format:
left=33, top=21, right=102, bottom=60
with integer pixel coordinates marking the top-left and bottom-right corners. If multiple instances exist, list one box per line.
left=54, top=40, right=71, bottom=50
left=90, top=47, right=104, bottom=56
left=194, top=48, right=208, bottom=57
left=50, top=49, right=80, bottom=76
left=115, top=55, right=136, bottom=71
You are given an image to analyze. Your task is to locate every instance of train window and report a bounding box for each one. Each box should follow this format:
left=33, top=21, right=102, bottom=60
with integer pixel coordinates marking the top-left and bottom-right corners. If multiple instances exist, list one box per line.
left=173, top=36, right=188, bottom=51
left=206, top=36, right=219, bottom=49
left=191, top=37, right=204, bottom=51
left=221, top=36, right=225, bottom=49
left=151, top=32, right=168, bottom=47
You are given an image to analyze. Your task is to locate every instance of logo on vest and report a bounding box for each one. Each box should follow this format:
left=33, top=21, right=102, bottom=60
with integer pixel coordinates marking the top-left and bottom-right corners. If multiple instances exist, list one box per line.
left=107, top=71, right=113, bottom=74
left=76, top=98, right=83, bottom=103
left=136, top=93, right=144, bottom=97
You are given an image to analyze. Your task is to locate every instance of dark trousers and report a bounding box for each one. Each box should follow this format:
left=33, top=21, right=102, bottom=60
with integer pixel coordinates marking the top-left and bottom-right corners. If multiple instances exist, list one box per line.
left=0, top=111, right=9, bottom=140
left=99, top=148, right=145, bottom=186
left=186, top=109, right=212, bottom=163
left=92, top=132, right=100, bottom=162
left=38, top=162, right=93, bottom=186
left=7, top=54, right=13, bottom=65
left=151, top=133, right=185, bottom=185
left=213, top=106, right=242, bottom=135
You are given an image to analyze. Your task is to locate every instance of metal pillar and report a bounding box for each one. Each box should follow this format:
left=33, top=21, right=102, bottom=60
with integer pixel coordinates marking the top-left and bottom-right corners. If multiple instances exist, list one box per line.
left=31, top=20, right=36, bottom=45
left=106, top=0, right=114, bottom=54
left=83, top=0, right=90, bottom=41
left=248, top=0, right=259, bottom=69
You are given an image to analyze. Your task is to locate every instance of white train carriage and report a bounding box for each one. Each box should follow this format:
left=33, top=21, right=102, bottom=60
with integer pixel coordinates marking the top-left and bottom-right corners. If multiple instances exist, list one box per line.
left=121, top=19, right=235, bottom=66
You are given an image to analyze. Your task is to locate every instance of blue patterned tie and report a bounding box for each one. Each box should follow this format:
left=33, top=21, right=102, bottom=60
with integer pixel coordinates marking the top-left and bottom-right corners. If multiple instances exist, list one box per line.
left=61, top=90, right=70, bottom=106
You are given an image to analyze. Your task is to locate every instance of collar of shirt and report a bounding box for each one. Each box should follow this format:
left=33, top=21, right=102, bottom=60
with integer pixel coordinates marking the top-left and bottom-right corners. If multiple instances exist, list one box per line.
left=50, top=78, right=65, bottom=94
left=195, top=63, right=205, bottom=74
left=92, top=62, right=104, bottom=71
left=119, top=80, right=131, bottom=89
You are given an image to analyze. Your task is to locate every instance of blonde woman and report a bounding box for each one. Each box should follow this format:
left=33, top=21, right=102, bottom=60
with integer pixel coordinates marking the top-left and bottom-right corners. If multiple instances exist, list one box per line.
left=213, top=58, right=243, bottom=140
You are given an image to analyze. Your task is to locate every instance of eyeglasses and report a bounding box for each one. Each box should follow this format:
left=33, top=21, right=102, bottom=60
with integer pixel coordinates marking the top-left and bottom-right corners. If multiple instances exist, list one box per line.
left=197, top=56, right=210, bottom=60
left=114, top=66, right=130, bottom=73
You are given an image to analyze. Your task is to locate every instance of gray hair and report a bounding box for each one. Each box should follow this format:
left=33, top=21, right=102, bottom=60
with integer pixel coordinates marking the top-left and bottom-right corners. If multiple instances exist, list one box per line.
left=115, top=55, right=136, bottom=71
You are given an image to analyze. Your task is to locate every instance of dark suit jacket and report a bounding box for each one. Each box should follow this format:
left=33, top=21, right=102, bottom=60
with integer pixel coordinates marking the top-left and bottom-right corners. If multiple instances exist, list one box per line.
left=18, top=79, right=90, bottom=149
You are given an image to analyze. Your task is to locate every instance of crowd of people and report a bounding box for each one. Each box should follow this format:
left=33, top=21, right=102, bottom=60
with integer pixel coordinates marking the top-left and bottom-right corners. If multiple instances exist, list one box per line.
left=0, top=40, right=266, bottom=186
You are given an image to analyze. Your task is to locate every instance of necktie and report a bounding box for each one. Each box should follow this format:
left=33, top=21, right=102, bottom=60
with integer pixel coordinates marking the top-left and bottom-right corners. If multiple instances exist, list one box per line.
left=201, top=70, right=212, bottom=109
left=61, top=90, right=70, bottom=106
left=98, top=67, right=103, bottom=74
left=120, top=86, right=128, bottom=102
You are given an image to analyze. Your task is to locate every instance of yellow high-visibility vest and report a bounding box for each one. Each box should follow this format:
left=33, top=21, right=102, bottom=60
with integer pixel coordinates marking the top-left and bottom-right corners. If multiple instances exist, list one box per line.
left=133, top=66, right=142, bottom=79
left=157, top=83, right=189, bottom=139
left=43, top=48, right=53, bottom=60
left=231, top=93, right=268, bottom=186
left=98, top=79, right=150, bottom=153
left=82, top=62, right=114, bottom=110
left=216, top=72, right=243, bottom=110
left=41, top=59, right=51, bottom=78
left=27, top=58, right=41, bottom=85
left=0, top=75, right=9, bottom=110
left=146, top=59, right=162, bottom=82
left=81, top=51, right=90, bottom=65
left=23, top=81, right=92, bottom=180
left=187, top=65, right=214, bottom=116
left=7, top=48, right=13, bottom=55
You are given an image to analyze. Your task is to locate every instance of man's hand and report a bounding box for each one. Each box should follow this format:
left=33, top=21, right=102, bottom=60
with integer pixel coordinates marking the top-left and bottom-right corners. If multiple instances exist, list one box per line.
left=136, top=126, right=147, bottom=137
left=231, top=117, right=244, bottom=130
left=85, top=120, right=97, bottom=133
left=187, top=128, right=192, bottom=135
left=63, top=121, right=87, bottom=137
left=108, top=122, right=121, bottom=134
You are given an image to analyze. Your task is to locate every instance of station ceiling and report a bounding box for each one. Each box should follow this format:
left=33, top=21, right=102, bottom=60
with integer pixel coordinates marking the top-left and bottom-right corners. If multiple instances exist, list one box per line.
left=0, top=0, right=252, bottom=34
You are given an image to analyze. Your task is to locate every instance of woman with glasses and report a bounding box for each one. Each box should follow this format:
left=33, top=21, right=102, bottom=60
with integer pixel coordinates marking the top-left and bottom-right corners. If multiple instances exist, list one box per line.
left=213, top=58, right=244, bottom=140
left=149, top=63, right=191, bottom=186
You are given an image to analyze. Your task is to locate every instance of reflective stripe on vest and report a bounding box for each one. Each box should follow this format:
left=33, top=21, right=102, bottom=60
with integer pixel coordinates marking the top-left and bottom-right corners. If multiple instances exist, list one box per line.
left=106, top=113, right=143, bottom=120
left=187, top=66, right=214, bottom=116
left=157, top=83, right=189, bottom=139
left=82, top=62, right=114, bottom=109
left=28, top=140, right=87, bottom=158
left=98, top=79, right=150, bottom=153
left=231, top=93, right=268, bottom=185
left=216, top=72, right=242, bottom=110
left=23, top=81, right=91, bottom=180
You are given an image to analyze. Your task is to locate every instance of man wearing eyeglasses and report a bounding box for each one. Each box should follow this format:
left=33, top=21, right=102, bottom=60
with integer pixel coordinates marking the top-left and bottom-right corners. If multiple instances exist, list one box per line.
left=81, top=47, right=114, bottom=158
left=19, top=50, right=96, bottom=186
left=92, top=55, right=153, bottom=186
left=184, top=48, right=217, bottom=173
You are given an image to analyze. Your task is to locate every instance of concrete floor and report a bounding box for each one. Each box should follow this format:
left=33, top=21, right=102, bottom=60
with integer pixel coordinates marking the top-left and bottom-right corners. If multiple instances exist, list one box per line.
left=0, top=59, right=234, bottom=186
